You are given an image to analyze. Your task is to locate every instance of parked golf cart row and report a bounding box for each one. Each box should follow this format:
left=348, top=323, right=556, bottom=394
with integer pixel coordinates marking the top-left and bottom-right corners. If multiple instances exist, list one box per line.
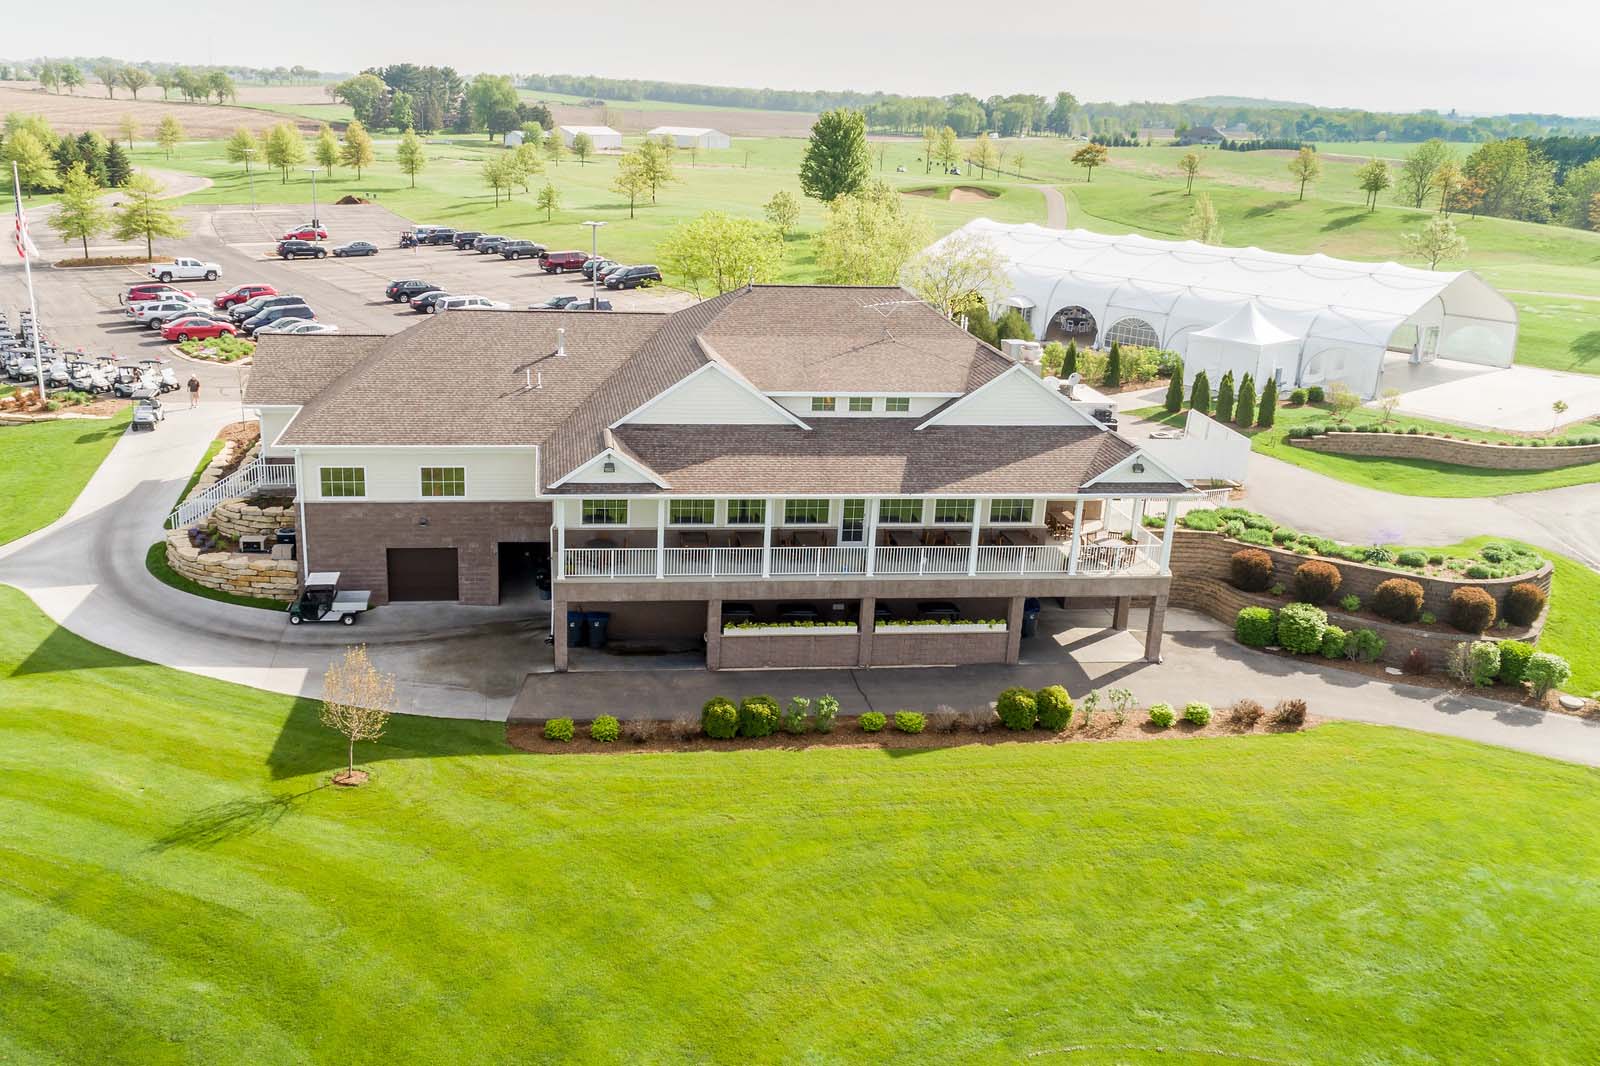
left=398, top=226, right=663, bottom=290
left=118, top=282, right=336, bottom=338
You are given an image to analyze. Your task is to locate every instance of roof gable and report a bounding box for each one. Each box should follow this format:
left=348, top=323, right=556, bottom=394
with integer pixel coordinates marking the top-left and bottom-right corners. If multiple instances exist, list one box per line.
left=615, top=361, right=805, bottom=427
left=916, top=364, right=1104, bottom=429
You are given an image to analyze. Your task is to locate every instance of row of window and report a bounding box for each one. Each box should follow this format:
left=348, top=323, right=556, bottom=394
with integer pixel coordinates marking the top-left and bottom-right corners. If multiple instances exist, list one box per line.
left=580, top=497, right=1034, bottom=527
left=318, top=466, right=465, bottom=499
left=809, top=396, right=912, bottom=414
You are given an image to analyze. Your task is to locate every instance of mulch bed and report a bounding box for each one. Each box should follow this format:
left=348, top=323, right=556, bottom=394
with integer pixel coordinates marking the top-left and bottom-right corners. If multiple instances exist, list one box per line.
left=1249, top=644, right=1578, bottom=714
left=507, top=711, right=1318, bottom=756
left=0, top=392, right=128, bottom=418
left=52, top=256, right=159, bottom=268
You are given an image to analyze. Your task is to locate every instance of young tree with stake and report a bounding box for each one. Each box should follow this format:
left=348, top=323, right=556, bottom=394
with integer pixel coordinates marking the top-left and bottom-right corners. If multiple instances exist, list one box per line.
left=321, top=645, right=395, bottom=787
left=1178, top=151, right=1201, bottom=194
left=1288, top=146, right=1322, bottom=201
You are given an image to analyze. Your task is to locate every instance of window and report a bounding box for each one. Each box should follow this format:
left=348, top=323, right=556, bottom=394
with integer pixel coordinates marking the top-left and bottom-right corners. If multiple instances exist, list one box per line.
left=810, top=396, right=836, bottom=412
left=668, top=499, right=715, bottom=525
left=319, top=466, right=365, bottom=498
left=885, top=397, right=911, bottom=413
left=989, top=498, right=1034, bottom=524
left=934, top=498, right=975, bottom=523
left=848, top=396, right=874, bottom=413
left=420, top=466, right=465, bottom=498
left=877, top=498, right=923, bottom=524
left=1104, top=316, right=1161, bottom=350
left=725, top=498, right=766, bottom=525
left=784, top=499, right=829, bottom=525
left=581, top=499, right=628, bottom=525
left=840, top=498, right=866, bottom=543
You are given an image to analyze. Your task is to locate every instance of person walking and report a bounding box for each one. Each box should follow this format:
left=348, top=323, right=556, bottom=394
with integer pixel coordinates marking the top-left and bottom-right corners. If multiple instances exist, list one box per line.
left=187, top=374, right=200, bottom=409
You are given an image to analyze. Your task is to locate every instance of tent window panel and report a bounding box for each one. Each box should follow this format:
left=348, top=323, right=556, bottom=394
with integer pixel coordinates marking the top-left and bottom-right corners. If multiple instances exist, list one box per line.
left=1105, top=317, right=1161, bottom=349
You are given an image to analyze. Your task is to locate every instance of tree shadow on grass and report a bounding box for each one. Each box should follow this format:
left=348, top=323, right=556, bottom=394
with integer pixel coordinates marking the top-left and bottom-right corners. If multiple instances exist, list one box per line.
left=265, top=695, right=514, bottom=781
left=5, top=618, right=145, bottom=678
left=1244, top=200, right=1296, bottom=219
left=1569, top=331, right=1600, bottom=367
left=1322, top=208, right=1369, bottom=232
left=149, top=783, right=328, bottom=852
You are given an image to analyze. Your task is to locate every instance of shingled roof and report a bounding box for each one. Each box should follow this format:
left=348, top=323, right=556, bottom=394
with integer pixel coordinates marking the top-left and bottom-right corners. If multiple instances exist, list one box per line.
left=243, top=334, right=385, bottom=407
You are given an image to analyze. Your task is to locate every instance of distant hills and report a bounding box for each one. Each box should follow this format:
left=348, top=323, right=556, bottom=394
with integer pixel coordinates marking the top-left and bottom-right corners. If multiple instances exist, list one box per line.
left=1180, top=95, right=1317, bottom=110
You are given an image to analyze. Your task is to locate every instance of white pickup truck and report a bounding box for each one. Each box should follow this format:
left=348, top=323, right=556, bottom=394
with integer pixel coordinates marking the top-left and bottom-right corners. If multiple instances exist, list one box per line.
left=147, top=257, right=222, bottom=283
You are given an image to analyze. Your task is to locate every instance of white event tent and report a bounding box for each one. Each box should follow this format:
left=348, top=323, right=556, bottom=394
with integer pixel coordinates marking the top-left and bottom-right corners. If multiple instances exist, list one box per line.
left=1183, top=303, right=1300, bottom=392
left=944, top=219, right=1519, bottom=399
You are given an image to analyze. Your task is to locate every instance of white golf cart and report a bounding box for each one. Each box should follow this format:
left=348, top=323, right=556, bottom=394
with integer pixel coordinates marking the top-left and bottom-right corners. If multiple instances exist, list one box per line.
left=288, top=572, right=371, bottom=626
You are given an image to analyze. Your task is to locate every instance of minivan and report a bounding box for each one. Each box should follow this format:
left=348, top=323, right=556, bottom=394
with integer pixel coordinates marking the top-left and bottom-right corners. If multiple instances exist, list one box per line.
left=605, top=264, right=663, bottom=290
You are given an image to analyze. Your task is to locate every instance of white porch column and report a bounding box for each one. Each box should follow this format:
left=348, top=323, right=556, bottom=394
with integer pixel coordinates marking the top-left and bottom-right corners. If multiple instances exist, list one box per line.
left=1160, top=497, right=1178, bottom=572
left=967, top=496, right=983, bottom=576
left=656, top=499, right=666, bottom=579
left=555, top=500, right=566, bottom=580
left=1067, top=498, right=1084, bottom=576
left=864, top=497, right=880, bottom=576
left=762, top=496, right=774, bottom=578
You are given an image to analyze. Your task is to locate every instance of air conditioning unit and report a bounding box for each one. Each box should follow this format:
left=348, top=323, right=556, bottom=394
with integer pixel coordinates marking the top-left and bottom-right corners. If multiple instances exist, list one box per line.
left=1000, top=339, right=1044, bottom=365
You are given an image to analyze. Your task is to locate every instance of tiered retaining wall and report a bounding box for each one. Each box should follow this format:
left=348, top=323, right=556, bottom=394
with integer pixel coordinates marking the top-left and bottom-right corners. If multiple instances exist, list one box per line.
left=164, top=530, right=298, bottom=602
left=1290, top=432, right=1600, bottom=470
left=211, top=497, right=297, bottom=541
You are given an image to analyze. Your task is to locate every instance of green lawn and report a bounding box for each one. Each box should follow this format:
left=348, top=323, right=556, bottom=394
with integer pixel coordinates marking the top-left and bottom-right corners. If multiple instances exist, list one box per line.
left=0, top=410, right=130, bottom=545
left=2, top=584, right=1600, bottom=1062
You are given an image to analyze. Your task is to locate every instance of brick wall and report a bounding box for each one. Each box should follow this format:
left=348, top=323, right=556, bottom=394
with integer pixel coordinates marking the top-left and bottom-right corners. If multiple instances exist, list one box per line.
left=1291, top=432, right=1600, bottom=470
left=717, top=631, right=862, bottom=669
left=871, top=629, right=1011, bottom=667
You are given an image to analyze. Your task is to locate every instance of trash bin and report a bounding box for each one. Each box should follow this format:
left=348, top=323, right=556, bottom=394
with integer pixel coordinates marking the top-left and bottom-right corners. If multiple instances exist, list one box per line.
left=1021, top=597, right=1041, bottom=639
left=567, top=610, right=588, bottom=648
left=585, top=611, right=612, bottom=650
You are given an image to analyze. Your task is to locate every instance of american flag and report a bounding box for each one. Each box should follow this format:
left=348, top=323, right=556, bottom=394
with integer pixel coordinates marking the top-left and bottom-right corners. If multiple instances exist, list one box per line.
left=12, top=163, right=39, bottom=260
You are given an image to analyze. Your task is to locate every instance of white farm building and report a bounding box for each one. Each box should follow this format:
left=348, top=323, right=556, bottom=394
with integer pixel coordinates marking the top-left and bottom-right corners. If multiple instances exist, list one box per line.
left=646, top=126, right=732, bottom=149
left=557, top=125, right=622, bottom=150
left=940, top=219, right=1519, bottom=400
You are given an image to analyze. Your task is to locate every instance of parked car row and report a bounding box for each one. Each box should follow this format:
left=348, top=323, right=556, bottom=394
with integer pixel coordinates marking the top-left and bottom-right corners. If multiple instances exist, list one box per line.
left=398, top=225, right=661, bottom=288
left=116, top=282, right=328, bottom=339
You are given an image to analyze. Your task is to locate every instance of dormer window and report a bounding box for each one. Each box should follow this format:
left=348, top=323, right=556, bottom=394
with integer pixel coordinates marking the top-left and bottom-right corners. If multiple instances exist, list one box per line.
left=885, top=397, right=911, bottom=413
left=810, top=396, right=837, bottom=412
left=848, top=397, right=873, bottom=413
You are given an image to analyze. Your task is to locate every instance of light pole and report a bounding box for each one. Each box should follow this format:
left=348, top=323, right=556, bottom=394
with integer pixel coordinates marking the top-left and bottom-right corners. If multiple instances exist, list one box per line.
left=581, top=220, right=606, bottom=309
left=305, top=167, right=320, bottom=227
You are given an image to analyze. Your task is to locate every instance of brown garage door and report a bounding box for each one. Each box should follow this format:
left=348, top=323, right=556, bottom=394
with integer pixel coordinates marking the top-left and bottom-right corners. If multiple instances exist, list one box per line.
left=386, top=548, right=459, bottom=601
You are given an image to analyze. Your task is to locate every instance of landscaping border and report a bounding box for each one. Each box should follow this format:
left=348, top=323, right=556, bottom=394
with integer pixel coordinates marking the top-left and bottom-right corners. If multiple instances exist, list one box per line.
left=1289, top=431, right=1600, bottom=471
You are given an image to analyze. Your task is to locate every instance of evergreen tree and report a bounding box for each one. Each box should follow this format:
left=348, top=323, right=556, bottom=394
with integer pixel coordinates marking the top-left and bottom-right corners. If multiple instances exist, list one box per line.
left=1104, top=342, right=1122, bottom=388
left=1257, top=377, right=1278, bottom=428
left=103, top=143, right=131, bottom=187
left=1215, top=370, right=1235, bottom=422
left=1164, top=360, right=1184, bottom=414
left=1234, top=373, right=1256, bottom=426
left=963, top=303, right=999, bottom=346
left=995, top=307, right=1034, bottom=342
left=1061, top=340, right=1077, bottom=379
left=1190, top=370, right=1211, bottom=415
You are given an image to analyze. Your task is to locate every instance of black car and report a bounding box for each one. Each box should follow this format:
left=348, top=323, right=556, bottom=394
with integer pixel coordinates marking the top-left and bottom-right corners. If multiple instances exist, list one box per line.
left=452, top=231, right=484, bottom=250
left=579, top=256, right=615, bottom=279
left=385, top=279, right=438, bottom=302
left=420, top=228, right=457, bottom=246
left=499, top=240, right=547, bottom=261
left=230, top=293, right=307, bottom=323
left=407, top=290, right=451, bottom=313
left=530, top=295, right=581, bottom=310
left=605, top=264, right=663, bottom=290
left=333, top=241, right=378, bottom=257
left=277, top=240, right=327, bottom=260
left=241, top=304, right=313, bottom=335
left=566, top=298, right=613, bottom=311
left=474, top=235, right=508, bottom=254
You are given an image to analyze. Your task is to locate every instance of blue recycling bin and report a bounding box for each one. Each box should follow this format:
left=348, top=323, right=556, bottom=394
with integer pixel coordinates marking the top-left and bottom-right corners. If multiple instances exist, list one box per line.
left=1021, top=597, right=1041, bottom=639
left=567, top=610, right=588, bottom=648
left=585, top=611, right=612, bottom=650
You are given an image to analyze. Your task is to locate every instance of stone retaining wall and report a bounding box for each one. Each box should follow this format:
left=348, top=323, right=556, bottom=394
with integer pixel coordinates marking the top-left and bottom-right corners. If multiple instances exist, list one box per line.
left=1290, top=431, right=1600, bottom=470
left=212, top=497, right=297, bottom=541
left=164, top=530, right=298, bottom=602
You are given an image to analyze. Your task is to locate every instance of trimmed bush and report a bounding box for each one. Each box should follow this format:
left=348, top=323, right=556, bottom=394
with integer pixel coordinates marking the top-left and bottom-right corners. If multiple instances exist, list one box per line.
left=1035, top=685, right=1075, bottom=731
left=996, top=687, right=1039, bottom=731
left=892, top=711, right=926, bottom=734
left=1273, top=699, right=1308, bottom=727
left=589, top=715, right=620, bottom=743
left=1319, top=625, right=1347, bottom=660
left=544, top=717, right=575, bottom=743
left=1277, top=602, right=1328, bottom=655
left=1258, top=378, right=1278, bottom=427
left=1396, top=550, right=1428, bottom=568
left=1448, top=587, right=1497, bottom=634
left=1183, top=701, right=1213, bottom=726
left=1497, top=640, right=1534, bottom=686
left=1148, top=703, right=1176, bottom=728
left=1372, top=578, right=1425, bottom=623
left=1307, top=385, right=1325, bottom=403
left=1215, top=371, right=1235, bottom=423
left=1346, top=628, right=1386, bottom=663
left=1502, top=582, right=1547, bottom=627
left=859, top=711, right=887, bottom=733
left=1235, top=607, right=1276, bottom=648
left=1289, top=388, right=1308, bottom=405
left=1338, top=594, right=1361, bottom=613
left=1190, top=369, right=1211, bottom=415
left=1468, top=641, right=1501, bottom=687
left=738, top=695, right=782, bottom=738
left=1292, top=560, right=1342, bottom=604
left=1523, top=653, right=1571, bottom=698
left=814, top=694, right=839, bottom=733
left=1230, top=548, right=1274, bottom=592
left=701, top=697, right=739, bottom=739
left=1228, top=699, right=1265, bottom=728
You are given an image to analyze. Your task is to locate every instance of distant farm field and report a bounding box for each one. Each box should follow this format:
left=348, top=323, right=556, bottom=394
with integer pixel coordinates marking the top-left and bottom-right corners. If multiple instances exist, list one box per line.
left=0, top=81, right=315, bottom=137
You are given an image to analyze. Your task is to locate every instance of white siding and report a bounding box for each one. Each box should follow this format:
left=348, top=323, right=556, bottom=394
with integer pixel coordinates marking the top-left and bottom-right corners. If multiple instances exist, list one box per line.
left=559, top=450, right=660, bottom=485
left=299, top=447, right=537, bottom=502
left=258, top=408, right=297, bottom=458
left=556, top=497, right=661, bottom=529
left=1085, top=452, right=1184, bottom=487
left=624, top=366, right=793, bottom=425
left=922, top=368, right=1098, bottom=428
left=772, top=395, right=949, bottom=418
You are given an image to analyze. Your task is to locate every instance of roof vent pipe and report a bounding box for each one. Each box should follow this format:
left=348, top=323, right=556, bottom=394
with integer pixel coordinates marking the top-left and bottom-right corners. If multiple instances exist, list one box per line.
left=536, top=371, right=543, bottom=389
left=556, top=327, right=566, bottom=358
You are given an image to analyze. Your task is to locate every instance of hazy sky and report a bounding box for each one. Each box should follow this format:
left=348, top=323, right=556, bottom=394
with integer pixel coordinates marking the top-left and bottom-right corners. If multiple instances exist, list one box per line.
left=13, top=0, right=1598, bottom=115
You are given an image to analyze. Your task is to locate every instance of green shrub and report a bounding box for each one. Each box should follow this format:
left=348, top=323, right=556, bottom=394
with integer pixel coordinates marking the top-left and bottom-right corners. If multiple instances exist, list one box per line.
left=1269, top=582, right=1286, bottom=596
left=1180, top=509, right=1221, bottom=532
left=1479, top=542, right=1513, bottom=563
left=544, top=717, right=575, bottom=743
left=1307, top=385, right=1325, bottom=403
left=780, top=696, right=811, bottom=735
left=1292, top=560, right=1342, bottom=604
left=1230, top=548, right=1274, bottom=592
left=1428, top=554, right=1445, bottom=566
left=1346, top=629, right=1386, bottom=663
left=996, top=687, right=1039, bottom=730
left=1289, top=388, right=1307, bottom=405
left=1215, top=371, right=1235, bottom=422
left=1372, top=578, right=1425, bottom=623
left=1237, top=528, right=1273, bottom=546
left=701, top=697, right=739, bottom=739
left=1420, top=611, right=1436, bottom=625
left=1035, top=685, right=1074, bottom=731
left=1189, top=369, right=1211, bottom=414
left=1502, top=582, right=1546, bottom=627
left=860, top=711, right=887, bottom=733
left=1448, top=587, right=1497, bottom=634
left=1276, top=602, right=1328, bottom=654
left=1320, top=625, right=1347, bottom=659
left=1467, top=641, right=1501, bottom=688
left=1497, top=640, right=1534, bottom=686
left=1183, top=701, right=1212, bottom=726
left=892, top=710, right=926, bottom=734
left=1396, top=550, right=1428, bottom=568
left=1258, top=378, right=1278, bottom=426
left=1338, top=594, right=1361, bottom=613
left=814, top=694, right=840, bottom=733
left=1235, top=606, right=1276, bottom=647
left=1465, top=564, right=1491, bottom=579
left=1523, top=653, right=1571, bottom=698
left=1148, top=703, right=1176, bottom=728
left=738, top=695, right=781, bottom=738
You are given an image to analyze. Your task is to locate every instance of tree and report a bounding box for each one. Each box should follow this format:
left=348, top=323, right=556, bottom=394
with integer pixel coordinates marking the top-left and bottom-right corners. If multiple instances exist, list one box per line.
left=118, top=66, right=152, bottom=100
left=224, top=127, right=260, bottom=172
left=49, top=162, right=109, bottom=259
left=94, top=62, right=120, bottom=99
left=921, top=126, right=938, bottom=174
left=900, top=229, right=1009, bottom=318
left=314, top=124, right=339, bottom=176
left=320, top=645, right=395, bottom=786
left=1257, top=377, right=1278, bottom=427
left=332, top=73, right=388, bottom=126
left=1183, top=193, right=1223, bottom=244
left=934, top=125, right=960, bottom=174
left=339, top=120, right=375, bottom=179
left=155, top=116, right=182, bottom=159
left=612, top=152, right=649, bottom=218
left=3, top=129, right=60, bottom=196
left=263, top=123, right=307, bottom=183
left=394, top=128, right=427, bottom=188
left=59, top=64, right=83, bottom=95
left=112, top=171, right=187, bottom=259
left=544, top=134, right=564, bottom=166
left=1071, top=142, right=1108, bottom=182
left=658, top=211, right=784, bottom=296
left=1431, top=159, right=1463, bottom=215
left=815, top=180, right=931, bottom=285
left=390, top=91, right=415, bottom=132
left=118, top=114, right=138, bottom=150
left=1105, top=343, right=1122, bottom=388
left=1355, top=157, right=1392, bottom=211
left=103, top=143, right=131, bottom=187
left=512, top=142, right=544, bottom=192
left=1590, top=191, right=1600, bottom=232
left=1287, top=146, right=1322, bottom=200
left=1234, top=373, right=1256, bottom=427
left=799, top=107, right=870, bottom=202
left=1552, top=399, right=1570, bottom=430
left=1164, top=362, right=1184, bottom=414
left=1215, top=370, right=1235, bottom=422
left=37, top=63, right=60, bottom=94
left=764, top=190, right=800, bottom=240
left=1061, top=340, right=1078, bottom=379
left=1396, top=138, right=1453, bottom=208
left=466, top=74, right=519, bottom=134
left=1189, top=369, right=1211, bottom=415
left=1178, top=151, right=1201, bottom=194
left=1047, top=91, right=1079, bottom=136
left=1377, top=387, right=1402, bottom=424
left=206, top=70, right=237, bottom=104
left=635, top=139, right=674, bottom=203
left=536, top=181, right=560, bottom=221
left=1462, top=139, right=1553, bottom=221
left=970, top=133, right=998, bottom=178
left=567, top=131, right=593, bottom=165
left=481, top=156, right=512, bottom=205
left=1402, top=216, right=1467, bottom=270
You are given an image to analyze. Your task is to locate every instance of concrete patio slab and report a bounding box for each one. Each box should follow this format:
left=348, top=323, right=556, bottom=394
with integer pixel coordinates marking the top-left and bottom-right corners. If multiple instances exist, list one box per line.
left=1385, top=358, right=1600, bottom=432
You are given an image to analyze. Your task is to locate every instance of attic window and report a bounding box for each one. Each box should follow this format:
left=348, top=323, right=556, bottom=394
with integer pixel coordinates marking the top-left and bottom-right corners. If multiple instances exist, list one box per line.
left=810, top=396, right=837, bottom=413
left=848, top=397, right=874, bottom=413
left=885, top=397, right=911, bottom=413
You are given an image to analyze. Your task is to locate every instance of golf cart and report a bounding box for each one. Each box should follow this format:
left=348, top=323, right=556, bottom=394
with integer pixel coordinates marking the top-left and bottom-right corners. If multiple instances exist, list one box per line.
left=288, top=572, right=371, bottom=626
left=130, top=394, right=164, bottom=430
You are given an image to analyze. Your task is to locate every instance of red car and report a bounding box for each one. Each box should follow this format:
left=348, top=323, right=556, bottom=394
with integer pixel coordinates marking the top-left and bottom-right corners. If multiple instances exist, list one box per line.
left=214, top=283, right=277, bottom=309
left=542, top=251, right=589, bottom=273
left=161, top=316, right=238, bottom=342
left=120, top=282, right=193, bottom=306
left=281, top=226, right=328, bottom=241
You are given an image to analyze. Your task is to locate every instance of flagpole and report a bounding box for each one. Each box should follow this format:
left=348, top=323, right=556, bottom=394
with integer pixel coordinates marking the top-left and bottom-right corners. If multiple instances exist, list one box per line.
left=13, top=162, right=46, bottom=400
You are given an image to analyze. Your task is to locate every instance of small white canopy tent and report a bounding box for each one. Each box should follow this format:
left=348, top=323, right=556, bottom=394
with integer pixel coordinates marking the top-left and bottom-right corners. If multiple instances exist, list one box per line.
left=930, top=220, right=1520, bottom=399
left=1182, top=303, right=1300, bottom=391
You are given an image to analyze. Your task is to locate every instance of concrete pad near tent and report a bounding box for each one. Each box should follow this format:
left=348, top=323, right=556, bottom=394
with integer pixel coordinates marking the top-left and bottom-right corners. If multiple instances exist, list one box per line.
left=1385, top=359, right=1600, bottom=433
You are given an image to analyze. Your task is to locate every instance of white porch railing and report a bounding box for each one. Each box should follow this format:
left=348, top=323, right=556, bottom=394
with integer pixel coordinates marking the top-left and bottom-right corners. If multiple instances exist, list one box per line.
left=167, top=458, right=297, bottom=530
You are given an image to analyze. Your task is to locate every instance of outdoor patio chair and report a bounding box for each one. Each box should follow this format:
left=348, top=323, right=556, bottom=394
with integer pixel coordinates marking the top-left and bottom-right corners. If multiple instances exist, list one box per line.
left=677, top=531, right=710, bottom=549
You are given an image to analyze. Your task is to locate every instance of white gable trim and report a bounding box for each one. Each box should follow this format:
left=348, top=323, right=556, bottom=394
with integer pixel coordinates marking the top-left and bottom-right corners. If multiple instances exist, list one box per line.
left=610, top=362, right=810, bottom=429
left=1081, top=447, right=1191, bottom=490
left=914, top=364, right=1103, bottom=430
left=547, top=447, right=669, bottom=489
